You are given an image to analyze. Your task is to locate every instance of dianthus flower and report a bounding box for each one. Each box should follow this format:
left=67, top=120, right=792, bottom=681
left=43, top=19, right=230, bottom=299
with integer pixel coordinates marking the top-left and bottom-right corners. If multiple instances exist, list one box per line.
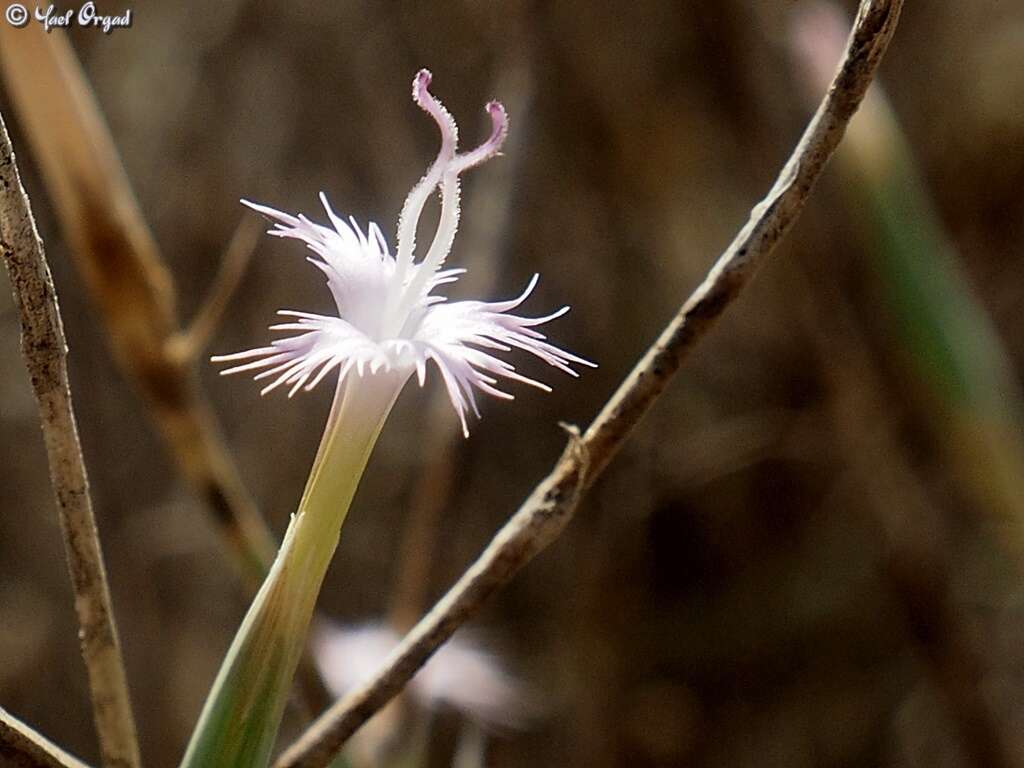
left=183, top=70, right=590, bottom=768
left=213, top=69, right=591, bottom=435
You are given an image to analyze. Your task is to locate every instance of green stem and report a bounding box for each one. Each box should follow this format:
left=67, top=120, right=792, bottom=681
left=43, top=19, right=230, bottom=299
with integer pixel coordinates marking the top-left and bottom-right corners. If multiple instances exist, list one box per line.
left=181, top=372, right=408, bottom=768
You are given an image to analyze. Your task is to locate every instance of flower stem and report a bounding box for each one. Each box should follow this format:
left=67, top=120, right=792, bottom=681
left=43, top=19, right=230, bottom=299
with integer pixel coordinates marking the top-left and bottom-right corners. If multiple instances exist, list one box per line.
left=181, top=372, right=408, bottom=768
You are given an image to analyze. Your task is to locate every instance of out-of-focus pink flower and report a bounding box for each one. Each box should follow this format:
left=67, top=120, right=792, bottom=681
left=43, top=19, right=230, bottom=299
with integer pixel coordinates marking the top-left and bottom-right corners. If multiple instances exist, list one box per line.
left=313, top=622, right=532, bottom=730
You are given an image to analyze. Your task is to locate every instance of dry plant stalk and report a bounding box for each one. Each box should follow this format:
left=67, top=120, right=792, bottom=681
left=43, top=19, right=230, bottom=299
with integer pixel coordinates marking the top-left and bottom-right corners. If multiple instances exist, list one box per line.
left=275, top=1, right=904, bottom=765
left=0, top=19, right=338, bottom=718
left=0, top=707, right=91, bottom=768
left=0, top=22, right=335, bottom=719
left=0, top=23, right=278, bottom=592
left=0, top=113, right=140, bottom=768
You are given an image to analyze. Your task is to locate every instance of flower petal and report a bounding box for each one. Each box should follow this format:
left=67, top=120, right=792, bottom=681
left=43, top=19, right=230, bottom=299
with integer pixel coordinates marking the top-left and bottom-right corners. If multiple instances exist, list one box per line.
left=213, top=313, right=404, bottom=396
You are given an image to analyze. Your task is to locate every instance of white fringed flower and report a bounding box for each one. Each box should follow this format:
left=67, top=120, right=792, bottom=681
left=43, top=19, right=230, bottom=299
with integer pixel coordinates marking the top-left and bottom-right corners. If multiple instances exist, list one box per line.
left=186, top=71, right=588, bottom=768
left=213, top=69, right=593, bottom=435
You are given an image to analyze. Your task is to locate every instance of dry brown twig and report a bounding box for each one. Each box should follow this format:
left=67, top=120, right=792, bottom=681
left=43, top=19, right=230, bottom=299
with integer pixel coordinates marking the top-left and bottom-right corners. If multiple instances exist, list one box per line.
left=168, top=215, right=262, bottom=365
left=0, top=113, right=140, bottom=768
left=0, top=22, right=278, bottom=593
left=0, top=707, right=91, bottom=768
left=275, top=1, right=904, bottom=765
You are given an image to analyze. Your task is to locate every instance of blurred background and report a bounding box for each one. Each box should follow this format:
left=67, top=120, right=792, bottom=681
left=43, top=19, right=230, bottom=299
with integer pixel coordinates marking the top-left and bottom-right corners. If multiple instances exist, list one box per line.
left=2, top=0, right=1024, bottom=766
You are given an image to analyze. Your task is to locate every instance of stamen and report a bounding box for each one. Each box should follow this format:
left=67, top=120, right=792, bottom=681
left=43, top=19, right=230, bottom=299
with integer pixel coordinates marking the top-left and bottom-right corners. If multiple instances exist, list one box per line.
left=388, top=78, right=513, bottom=340
left=449, top=102, right=509, bottom=176
left=393, top=70, right=458, bottom=287
left=418, top=101, right=508, bottom=276
left=408, top=101, right=506, bottom=293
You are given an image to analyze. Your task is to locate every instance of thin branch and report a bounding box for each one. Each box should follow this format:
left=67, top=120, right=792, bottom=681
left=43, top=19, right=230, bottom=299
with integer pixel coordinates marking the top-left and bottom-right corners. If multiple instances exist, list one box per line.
left=579, top=0, right=902, bottom=484
left=0, top=113, right=141, bottom=768
left=0, top=707, right=91, bottom=768
left=169, top=215, right=261, bottom=363
left=274, top=1, right=904, bottom=765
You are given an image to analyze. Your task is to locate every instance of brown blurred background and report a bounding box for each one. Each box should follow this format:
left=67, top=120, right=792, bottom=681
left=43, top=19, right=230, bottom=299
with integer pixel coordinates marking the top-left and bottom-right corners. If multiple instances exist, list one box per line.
left=3, top=1, right=1024, bottom=766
